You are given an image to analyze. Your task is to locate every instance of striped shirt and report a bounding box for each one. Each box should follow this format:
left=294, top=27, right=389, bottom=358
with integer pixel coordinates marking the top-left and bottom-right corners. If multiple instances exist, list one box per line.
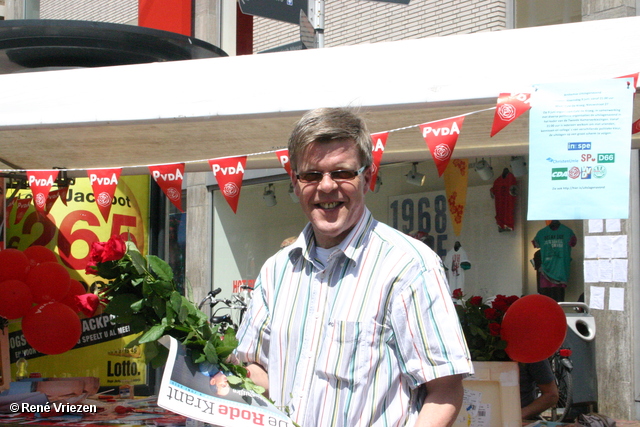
left=236, top=208, right=472, bottom=427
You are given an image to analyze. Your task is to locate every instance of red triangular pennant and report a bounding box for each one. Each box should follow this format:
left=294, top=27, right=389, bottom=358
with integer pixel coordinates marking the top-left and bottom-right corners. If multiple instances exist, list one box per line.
left=617, top=73, right=639, bottom=91
left=208, top=156, right=247, bottom=214
left=44, top=189, right=61, bottom=215
left=149, top=163, right=185, bottom=212
left=14, top=196, right=32, bottom=224
left=6, top=196, right=15, bottom=219
left=633, top=118, right=640, bottom=135
left=87, top=168, right=122, bottom=221
left=490, top=93, right=531, bottom=137
left=420, top=116, right=465, bottom=177
left=275, top=149, right=292, bottom=176
left=369, top=132, right=389, bottom=191
left=27, top=170, right=59, bottom=215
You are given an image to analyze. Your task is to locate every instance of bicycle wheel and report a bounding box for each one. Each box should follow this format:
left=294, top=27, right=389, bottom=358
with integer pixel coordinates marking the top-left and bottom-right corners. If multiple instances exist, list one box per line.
left=553, top=364, right=574, bottom=422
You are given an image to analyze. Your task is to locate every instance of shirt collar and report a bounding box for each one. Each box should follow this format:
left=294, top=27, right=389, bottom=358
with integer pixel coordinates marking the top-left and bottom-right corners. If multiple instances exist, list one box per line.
left=286, top=208, right=374, bottom=266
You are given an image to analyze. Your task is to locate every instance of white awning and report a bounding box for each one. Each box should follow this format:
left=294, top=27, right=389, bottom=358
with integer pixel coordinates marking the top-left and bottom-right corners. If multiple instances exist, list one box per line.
left=1, top=16, right=640, bottom=175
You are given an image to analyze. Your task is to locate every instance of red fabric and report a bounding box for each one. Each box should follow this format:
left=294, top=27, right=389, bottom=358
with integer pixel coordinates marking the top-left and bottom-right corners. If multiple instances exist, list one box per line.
left=491, top=172, right=517, bottom=230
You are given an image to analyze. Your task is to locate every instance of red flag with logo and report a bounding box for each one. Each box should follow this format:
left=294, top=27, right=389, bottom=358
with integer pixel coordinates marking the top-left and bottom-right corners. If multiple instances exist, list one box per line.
left=633, top=118, right=640, bottom=135
left=490, top=93, right=531, bottom=137
left=44, top=189, right=62, bottom=215
left=27, top=170, right=59, bottom=215
left=275, top=149, right=292, bottom=176
left=369, top=132, right=388, bottom=192
left=87, top=168, right=122, bottom=221
left=208, top=156, right=247, bottom=214
left=14, top=196, right=32, bottom=224
left=420, top=116, right=465, bottom=177
left=149, top=163, right=185, bottom=212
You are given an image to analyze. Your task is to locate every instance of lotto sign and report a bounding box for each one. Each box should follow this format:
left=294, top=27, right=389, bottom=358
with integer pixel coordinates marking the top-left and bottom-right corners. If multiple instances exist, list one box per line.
left=27, top=170, right=59, bottom=214
left=208, top=156, right=247, bottom=213
left=6, top=176, right=150, bottom=387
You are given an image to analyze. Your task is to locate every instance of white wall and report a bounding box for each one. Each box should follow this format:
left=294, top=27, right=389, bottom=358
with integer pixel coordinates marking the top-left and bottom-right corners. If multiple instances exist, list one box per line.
left=210, top=156, right=586, bottom=302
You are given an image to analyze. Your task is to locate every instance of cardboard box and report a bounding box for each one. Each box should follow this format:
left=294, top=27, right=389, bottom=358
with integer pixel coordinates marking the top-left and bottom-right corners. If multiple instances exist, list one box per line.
left=453, top=361, right=522, bottom=427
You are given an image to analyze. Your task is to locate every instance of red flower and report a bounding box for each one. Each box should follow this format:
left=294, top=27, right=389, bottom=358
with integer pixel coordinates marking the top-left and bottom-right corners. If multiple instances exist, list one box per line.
left=85, top=262, right=98, bottom=276
left=489, top=322, right=501, bottom=336
left=484, top=308, right=499, bottom=320
left=101, top=235, right=126, bottom=262
left=452, top=288, right=464, bottom=299
left=492, top=298, right=509, bottom=312
left=469, top=296, right=483, bottom=306
left=506, top=295, right=519, bottom=306
left=88, top=241, right=107, bottom=265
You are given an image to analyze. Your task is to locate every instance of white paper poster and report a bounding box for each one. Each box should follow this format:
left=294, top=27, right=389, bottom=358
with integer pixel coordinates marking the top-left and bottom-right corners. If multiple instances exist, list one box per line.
left=528, top=78, right=634, bottom=220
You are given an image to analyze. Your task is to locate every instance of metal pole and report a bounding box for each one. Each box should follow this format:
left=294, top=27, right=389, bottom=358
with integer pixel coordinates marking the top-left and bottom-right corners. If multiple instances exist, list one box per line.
left=308, top=0, right=325, bottom=48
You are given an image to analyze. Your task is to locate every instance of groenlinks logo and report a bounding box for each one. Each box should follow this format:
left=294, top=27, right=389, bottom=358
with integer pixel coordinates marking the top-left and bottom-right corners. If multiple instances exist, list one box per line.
left=593, top=165, right=607, bottom=178
left=552, top=168, right=568, bottom=180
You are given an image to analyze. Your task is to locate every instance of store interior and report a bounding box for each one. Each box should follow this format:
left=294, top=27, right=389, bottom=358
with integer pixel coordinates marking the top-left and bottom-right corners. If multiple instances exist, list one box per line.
left=211, top=155, right=585, bottom=303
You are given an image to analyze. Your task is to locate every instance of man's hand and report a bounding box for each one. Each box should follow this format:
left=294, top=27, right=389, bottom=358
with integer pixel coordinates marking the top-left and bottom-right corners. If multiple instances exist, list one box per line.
left=246, top=363, right=270, bottom=399
left=415, top=374, right=465, bottom=427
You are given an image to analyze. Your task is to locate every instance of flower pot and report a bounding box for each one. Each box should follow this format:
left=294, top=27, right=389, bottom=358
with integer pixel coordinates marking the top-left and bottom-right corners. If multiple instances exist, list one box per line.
left=452, top=361, right=522, bottom=427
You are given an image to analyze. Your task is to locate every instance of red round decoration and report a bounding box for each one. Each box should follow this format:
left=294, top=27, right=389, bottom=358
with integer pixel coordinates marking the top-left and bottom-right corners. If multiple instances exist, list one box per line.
left=501, top=294, right=567, bottom=363
left=24, top=246, right=59, bottom=267
left=0, top=280, right=33, bottom=319
left=21, top=302, right=82, bottom=355
left=61, top=279, right=87, bottom=311
left=25, top=262, right=71, bottom=303
left=0, top=249, right=31, bottom=283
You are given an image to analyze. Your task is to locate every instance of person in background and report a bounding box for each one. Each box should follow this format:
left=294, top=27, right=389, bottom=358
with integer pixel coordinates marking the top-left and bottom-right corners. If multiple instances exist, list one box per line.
left=236, top=107, right=472, bottom=427
left=520, top=359, right=559, bottom=420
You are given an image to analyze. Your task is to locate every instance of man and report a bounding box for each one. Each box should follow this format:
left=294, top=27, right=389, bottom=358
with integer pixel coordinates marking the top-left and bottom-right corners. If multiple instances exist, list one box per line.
left=236, top=108, right=473, bottom=427
left=520, top=360, right=559, bottom=420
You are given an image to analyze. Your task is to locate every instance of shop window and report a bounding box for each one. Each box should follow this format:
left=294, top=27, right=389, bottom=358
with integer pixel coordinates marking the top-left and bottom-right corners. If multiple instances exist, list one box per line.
left=514, top=0, right=581, bottom=28
left=167, top=192, right=187, bottom=295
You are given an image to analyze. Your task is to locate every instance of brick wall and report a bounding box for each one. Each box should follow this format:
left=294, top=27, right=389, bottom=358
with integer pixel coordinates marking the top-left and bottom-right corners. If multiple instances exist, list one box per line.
left=41, top=0, right=137, bottom=24
left=253, top=0, right=507, bottom=53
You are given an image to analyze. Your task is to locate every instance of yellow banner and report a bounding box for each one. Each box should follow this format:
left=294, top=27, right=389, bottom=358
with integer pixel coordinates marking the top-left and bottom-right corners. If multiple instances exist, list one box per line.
left=6, top=176, right=150, bottom=387
left=443, top=159, right=469, bottom=236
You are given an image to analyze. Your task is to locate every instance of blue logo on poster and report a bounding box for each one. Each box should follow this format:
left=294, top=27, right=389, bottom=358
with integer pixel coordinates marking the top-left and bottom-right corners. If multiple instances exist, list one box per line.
left=568, top=142, right=592, bottom=150
left=581, top=167, right=592, bottom=179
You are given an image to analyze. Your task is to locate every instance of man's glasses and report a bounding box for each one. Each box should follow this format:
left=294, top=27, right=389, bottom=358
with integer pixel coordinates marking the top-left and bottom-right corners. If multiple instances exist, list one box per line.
left=296, top=166, right=366, bottom=183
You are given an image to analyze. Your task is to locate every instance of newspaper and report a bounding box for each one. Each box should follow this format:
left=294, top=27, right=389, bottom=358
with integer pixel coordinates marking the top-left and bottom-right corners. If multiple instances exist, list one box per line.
left=157, top=337, right=293, bottom=427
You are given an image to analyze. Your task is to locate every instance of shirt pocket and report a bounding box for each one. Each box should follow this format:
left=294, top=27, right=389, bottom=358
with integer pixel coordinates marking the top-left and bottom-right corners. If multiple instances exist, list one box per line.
left=315, top=320, right=383, bottom=385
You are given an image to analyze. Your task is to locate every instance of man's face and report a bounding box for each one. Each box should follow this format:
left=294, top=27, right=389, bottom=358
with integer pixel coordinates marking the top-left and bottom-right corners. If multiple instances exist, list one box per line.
left=210, top=371, right=230, bottom=396
left=292, top=139, right=371, bottom=249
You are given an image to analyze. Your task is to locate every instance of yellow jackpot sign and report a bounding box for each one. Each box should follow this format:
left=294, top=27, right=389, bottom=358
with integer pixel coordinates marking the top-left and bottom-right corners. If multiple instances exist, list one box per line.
left=6, top=175, right=150, bottom=387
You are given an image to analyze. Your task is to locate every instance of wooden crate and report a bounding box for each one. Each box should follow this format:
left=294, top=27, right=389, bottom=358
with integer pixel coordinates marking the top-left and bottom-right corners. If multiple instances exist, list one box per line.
left=453, top=361, right=522, bottom=427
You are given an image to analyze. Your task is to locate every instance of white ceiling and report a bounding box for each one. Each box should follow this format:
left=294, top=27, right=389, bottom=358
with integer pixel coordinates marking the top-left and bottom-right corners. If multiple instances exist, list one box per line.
left=1, top=16, right=640, bottom=176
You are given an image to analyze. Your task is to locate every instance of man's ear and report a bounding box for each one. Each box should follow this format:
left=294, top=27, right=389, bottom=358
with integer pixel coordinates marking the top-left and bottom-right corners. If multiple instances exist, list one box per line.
left=363, top=166, right=374, bottom=193
left=291, top=172, right=301, bottom=197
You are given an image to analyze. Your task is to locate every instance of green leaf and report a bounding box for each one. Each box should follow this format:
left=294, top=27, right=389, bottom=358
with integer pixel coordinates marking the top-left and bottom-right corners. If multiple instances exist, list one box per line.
left=104, top=293, right=140, bottom=322
left=139, top=324, right=166, bottom=343
left=226, top=375, right=243, bottom=385
left=148, top=255, right=174, bottom=281
left=128, top=250, right=147, bottom=275
left=130, top=299, right=145, bottom=312
left=148, top=344, right=169, bottom=369
left=203, top=339, right=220, bottom=365
left=149, top=280, right=174, bottom=298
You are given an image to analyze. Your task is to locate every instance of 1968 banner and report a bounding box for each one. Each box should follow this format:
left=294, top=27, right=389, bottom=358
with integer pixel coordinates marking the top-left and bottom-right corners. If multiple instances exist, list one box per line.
left=388, top=190, right=449, bottom=258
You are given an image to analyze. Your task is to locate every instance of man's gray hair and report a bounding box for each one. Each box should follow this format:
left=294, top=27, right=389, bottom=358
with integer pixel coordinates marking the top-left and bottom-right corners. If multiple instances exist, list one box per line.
left=287, top=108, right=373, bottom=172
